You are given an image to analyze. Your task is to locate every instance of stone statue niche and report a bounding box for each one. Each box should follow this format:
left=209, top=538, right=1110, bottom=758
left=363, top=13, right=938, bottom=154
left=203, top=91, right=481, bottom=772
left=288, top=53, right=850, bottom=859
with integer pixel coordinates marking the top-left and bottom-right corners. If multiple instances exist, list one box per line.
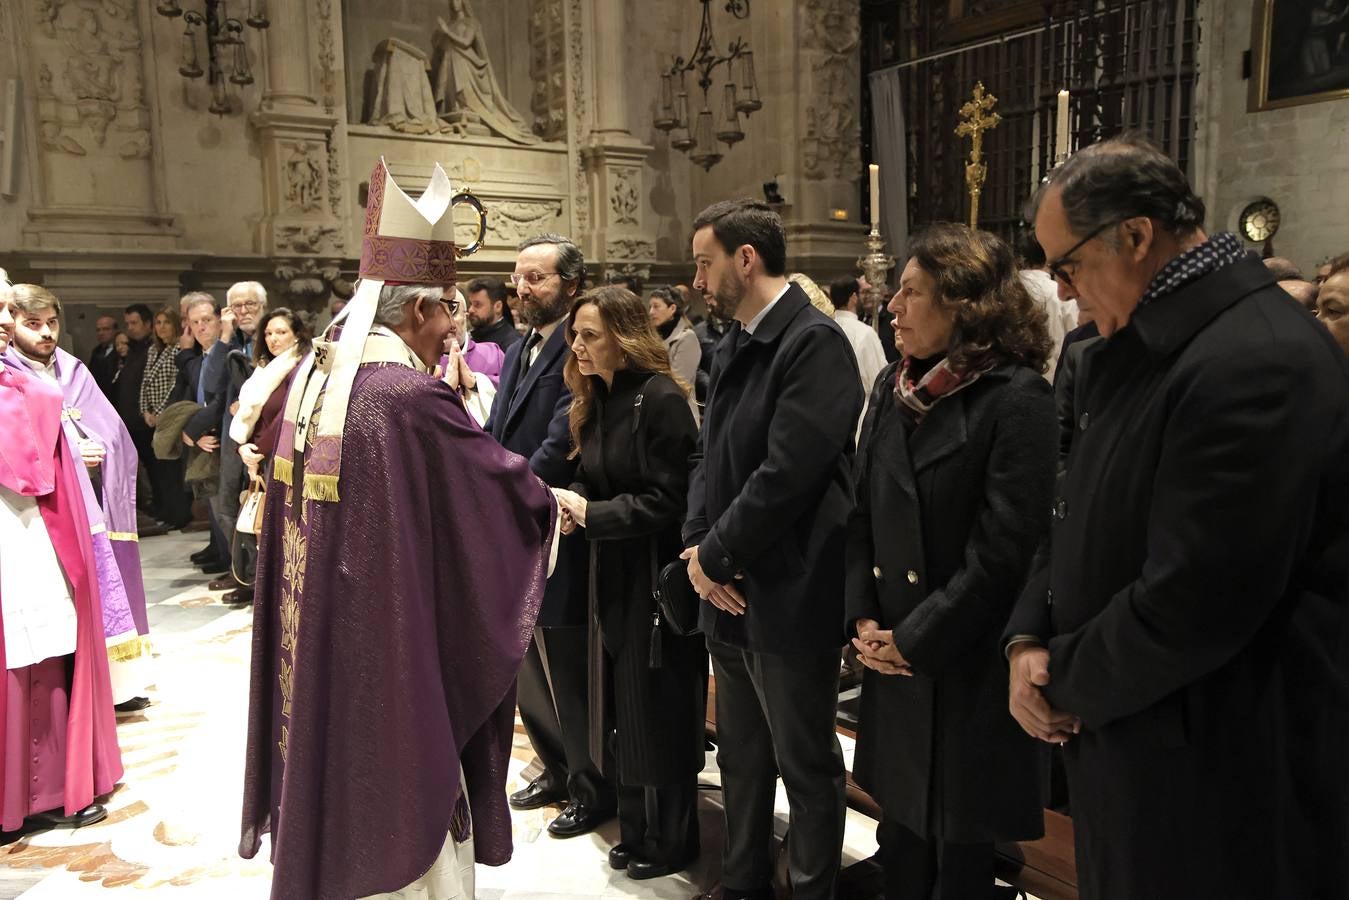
left=367, top=38, right=452, bottom=134
left=430, top=0, right=539, bottom=144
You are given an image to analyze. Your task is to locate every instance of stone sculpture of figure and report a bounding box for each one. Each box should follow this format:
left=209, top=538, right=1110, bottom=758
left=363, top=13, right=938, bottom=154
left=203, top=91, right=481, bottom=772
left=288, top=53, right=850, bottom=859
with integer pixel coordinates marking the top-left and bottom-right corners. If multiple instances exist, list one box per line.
left=368, top=38, right=451, bottom=135
left=430, top=0, right=540, bottom=144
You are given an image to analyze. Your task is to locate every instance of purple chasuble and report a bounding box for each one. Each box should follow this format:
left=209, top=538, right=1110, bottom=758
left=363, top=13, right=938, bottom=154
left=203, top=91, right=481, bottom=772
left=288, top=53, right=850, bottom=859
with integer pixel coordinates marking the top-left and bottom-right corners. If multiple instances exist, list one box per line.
left=239, top=362, right=555, bottom=899
left=4, top=348, right=147, bottom=644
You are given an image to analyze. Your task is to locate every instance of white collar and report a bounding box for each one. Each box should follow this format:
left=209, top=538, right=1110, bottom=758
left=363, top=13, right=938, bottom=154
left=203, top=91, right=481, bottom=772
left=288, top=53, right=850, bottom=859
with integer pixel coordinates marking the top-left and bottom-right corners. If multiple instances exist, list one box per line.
left=744, top=282, right=791, bottom=335
left=834, top=309, right=859, bottom=323
left=16, top=350, right=57, bottom=383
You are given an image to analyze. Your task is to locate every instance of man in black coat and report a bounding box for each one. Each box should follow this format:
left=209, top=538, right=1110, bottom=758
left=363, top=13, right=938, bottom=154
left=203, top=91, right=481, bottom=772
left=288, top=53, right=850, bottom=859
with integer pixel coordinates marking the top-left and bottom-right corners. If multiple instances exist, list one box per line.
left=1005, top=135, right=1349, bottom=900
left=486, top=233, right=613, bottom=837
left=87, top=314, right=120, bottom=397
left=683, top=199, right=862, bottom=900
left=465, top=275, right=522, bottom=352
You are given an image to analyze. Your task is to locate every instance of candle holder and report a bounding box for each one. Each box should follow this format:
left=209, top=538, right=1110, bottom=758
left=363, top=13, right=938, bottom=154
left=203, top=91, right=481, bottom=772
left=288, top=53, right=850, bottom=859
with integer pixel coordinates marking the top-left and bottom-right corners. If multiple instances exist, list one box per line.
left=857, top=225, right=896, bottom=320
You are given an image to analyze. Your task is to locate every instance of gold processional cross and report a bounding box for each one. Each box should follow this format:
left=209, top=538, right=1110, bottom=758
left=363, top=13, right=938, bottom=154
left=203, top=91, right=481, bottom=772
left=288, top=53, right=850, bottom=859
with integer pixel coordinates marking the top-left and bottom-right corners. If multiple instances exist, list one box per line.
left=954, top=81, right=1001, bottom=229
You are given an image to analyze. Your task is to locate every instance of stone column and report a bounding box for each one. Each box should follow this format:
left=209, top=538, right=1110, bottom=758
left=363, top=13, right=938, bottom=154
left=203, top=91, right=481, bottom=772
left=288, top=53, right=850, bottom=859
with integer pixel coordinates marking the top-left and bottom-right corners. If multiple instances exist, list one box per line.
left=251, top=0, right=347, bottom=309
left=573, top=0, right=657, bottom=280
left=261, top=1, right=317, bottom=110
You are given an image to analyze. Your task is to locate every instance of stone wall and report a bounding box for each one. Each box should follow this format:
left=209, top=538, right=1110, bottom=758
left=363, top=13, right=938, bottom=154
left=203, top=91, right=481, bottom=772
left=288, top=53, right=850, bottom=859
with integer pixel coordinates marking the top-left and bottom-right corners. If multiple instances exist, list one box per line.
left=0, top=0, right=866, bottom=356
left=1194, top=0, right=1349, bottom=274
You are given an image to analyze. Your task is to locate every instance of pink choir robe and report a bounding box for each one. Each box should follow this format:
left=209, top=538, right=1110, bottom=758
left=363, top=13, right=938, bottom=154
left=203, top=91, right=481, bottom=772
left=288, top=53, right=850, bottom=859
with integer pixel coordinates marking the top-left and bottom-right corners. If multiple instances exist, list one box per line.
left=0, top=360, right=123, bottom=829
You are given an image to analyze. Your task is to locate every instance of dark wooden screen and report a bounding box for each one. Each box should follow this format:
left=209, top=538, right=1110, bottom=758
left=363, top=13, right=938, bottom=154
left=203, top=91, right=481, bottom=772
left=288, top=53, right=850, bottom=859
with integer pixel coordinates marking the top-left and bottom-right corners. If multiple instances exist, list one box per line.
left=861, top=0, right=1200, bottom=240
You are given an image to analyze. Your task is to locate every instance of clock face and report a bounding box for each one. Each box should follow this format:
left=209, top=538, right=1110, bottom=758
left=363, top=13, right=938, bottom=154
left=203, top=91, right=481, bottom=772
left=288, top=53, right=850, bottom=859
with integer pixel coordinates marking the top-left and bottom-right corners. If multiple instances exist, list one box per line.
left=1240, top=200, right=1281, bottom=243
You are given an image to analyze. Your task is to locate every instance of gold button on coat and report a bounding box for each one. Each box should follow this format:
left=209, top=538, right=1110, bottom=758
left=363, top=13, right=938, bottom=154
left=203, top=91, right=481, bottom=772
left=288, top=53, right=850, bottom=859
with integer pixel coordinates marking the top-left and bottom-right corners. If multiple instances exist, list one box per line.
left=872, top=566, right=883, bottom=580
left=906, top=570, right=919, bottom=584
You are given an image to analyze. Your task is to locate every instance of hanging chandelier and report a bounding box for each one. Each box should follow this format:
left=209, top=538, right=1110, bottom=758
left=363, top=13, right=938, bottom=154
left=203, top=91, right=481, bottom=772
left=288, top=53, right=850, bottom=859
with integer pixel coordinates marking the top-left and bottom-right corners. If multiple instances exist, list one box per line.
left=155, top=1, right=269, bottom=116
left=653, top=0, right=761, bottom=172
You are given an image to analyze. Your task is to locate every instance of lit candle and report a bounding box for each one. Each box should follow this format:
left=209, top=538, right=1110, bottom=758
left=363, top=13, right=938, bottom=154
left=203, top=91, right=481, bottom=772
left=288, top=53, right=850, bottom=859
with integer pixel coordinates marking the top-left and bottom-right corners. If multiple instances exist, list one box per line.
left=869, top=163, right=880, bottom=229
left=1055, top=89, right=1070, bottom=162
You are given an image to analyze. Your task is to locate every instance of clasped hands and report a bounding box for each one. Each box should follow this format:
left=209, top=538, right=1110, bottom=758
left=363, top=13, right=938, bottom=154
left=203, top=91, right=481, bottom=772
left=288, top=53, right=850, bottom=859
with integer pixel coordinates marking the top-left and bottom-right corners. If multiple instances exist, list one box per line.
left=851, top=619, right=912, bottom=676
left=77, top=438, right=105, bottom=469
left=1007, top=643, right=1081, bottom=746
left=680, top=545, right=746, bottom=616
left=551, top=488, right=586, bottom=535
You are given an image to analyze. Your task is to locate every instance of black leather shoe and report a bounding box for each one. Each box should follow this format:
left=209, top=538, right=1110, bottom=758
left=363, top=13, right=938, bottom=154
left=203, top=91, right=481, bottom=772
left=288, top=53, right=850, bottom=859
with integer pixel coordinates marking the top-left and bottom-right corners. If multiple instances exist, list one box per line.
left=190, top=546, right=215, bottom=563
left=628, top=857, right=690, bottom=880
left=223, top=587, right=253, bottom=606
left=27, top=803, right=107, bottom=829
left=547, top=802, right=612, bottom=838
left=198, top=559, right=229, bottom=575
left=114, top=696, right=151, bottom=713
left=608, top=844, right=632, bottom=870
left=508, top=779, right=566, bottom=811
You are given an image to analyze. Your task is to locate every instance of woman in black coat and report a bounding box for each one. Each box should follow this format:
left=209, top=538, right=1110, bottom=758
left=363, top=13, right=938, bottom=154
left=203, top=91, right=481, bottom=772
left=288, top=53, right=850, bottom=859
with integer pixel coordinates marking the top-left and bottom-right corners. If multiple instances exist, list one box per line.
left=846, top=224, right=1056, bottom=900
left=552, top=285, right=705, bottom=881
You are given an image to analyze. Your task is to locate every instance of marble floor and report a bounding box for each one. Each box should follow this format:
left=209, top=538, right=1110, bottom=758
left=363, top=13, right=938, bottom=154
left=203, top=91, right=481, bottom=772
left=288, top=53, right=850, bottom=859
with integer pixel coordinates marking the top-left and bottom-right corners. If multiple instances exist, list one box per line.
left=0, top=530, right=1034, bottom=899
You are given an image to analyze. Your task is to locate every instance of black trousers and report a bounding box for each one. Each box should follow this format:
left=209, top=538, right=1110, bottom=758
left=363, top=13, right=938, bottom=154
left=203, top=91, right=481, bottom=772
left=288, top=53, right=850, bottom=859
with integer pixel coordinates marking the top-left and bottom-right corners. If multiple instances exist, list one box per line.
left=516, top=625, right=613, bottom=810
left=876, top=822, right=995, bottom=900
left=708, top=640, right=845, bottom=900
left=148, top=456, right=193, bottom=528
left=617, top=779, right=699, bottom=866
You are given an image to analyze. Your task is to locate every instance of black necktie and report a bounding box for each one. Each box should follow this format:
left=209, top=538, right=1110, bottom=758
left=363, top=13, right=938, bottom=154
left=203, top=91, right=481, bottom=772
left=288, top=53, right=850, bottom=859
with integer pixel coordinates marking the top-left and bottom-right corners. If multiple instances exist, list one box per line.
left=512, top=330, right=543, bottom=405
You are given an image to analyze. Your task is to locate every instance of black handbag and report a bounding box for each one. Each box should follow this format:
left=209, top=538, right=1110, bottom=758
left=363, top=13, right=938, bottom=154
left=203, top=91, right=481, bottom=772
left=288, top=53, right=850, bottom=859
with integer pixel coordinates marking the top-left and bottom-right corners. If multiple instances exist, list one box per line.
left=656, top=557, right=701, bottom=637
left=629, top=378, right=702, bottom=667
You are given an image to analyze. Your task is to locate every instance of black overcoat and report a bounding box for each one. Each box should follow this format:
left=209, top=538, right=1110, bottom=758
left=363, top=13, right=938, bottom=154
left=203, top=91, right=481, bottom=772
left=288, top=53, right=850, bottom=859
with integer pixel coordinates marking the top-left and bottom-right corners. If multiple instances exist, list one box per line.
left=846, top=362, right=1052, bottom=843
left=571, top=370, right=706, bottom=786
left=1004, top=255, right=1349, bottom=899
left=487, top=325, right=585, bottom=626
left=684, top=284, right=863, bottom=654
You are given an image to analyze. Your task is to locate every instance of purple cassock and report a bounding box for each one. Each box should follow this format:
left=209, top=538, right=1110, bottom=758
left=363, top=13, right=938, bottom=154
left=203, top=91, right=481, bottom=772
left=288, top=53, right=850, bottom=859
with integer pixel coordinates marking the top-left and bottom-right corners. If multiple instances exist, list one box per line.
left=239, top=362, right=556, bottom=898
left=4, top=348, right=149, bottom=666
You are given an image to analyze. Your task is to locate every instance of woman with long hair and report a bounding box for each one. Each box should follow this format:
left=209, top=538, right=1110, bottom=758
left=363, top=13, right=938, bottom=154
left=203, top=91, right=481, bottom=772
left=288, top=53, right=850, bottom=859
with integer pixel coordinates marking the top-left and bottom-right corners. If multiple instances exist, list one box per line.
left=551, top=285, right=704, bottom=881
left=140, top=306, right=193, bottom=528
left=223, top=307, right=311, bottom=606
left=847, top=223, right=1055, bottom=899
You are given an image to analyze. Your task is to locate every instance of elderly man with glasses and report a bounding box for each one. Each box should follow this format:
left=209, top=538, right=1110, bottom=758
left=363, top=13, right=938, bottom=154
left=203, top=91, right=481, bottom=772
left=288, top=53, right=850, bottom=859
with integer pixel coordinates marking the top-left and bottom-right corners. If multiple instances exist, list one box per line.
left=485, top=233, right=617, bottom=839
left=196, top=281, right=269, bottom=596
left=1003, top=134, right=1349, bottom=900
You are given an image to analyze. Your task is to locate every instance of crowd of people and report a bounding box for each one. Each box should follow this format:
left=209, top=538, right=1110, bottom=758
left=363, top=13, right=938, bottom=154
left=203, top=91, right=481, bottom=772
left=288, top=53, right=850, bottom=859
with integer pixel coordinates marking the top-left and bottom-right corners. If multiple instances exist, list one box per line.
left=1, top=132, right=1346, bottom=900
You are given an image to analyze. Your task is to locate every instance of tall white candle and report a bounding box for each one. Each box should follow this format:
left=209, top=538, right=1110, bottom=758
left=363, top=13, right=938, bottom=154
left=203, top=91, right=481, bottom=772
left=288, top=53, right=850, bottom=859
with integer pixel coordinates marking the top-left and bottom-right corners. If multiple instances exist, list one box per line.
left=869, top=163, right=880, bottom=228
left=1055, top=90, right=1071, bottom=161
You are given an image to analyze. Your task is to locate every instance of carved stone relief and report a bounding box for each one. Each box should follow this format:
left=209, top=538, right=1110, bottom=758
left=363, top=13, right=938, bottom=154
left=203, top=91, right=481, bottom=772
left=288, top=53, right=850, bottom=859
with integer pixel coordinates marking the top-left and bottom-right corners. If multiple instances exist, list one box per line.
left=276, top=223, right=344, bottom=255
left=30, top=0, right=152, bottom=160
left=568, top=0, right=588, bottom=232
left=325, top=131, right=344, bottom=217
left=605, top=237, right=655, bottom=260
left=529, top=0, right=566, bottom=141
left=284, top=141, right=326, bottom=212
left=274, top=256, right=347, bottom=305
left=610, top=167, right=640, bottom=227
left=452, top=198, right=564, bottom=247
left=802, top=0, right=861, bottom=181
left=603, top=262, right=650, bottom=283
left=315, top=0, right=337, bottom=114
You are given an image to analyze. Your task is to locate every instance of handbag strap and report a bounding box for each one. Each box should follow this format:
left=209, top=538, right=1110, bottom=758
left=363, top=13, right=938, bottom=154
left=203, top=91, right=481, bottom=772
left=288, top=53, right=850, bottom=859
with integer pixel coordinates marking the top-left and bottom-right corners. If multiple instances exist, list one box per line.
left=631, top=375, right=660, bottom=590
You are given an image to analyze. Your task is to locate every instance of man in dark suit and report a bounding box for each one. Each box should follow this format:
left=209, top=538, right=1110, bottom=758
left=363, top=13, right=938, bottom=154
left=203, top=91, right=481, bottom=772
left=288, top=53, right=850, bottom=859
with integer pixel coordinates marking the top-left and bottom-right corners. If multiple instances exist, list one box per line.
left=486, top=233, right=613, bottom=837
left=683, top=199, right=862, bottom=900
left=87, top=314, right=120, bottom=397
left=465, top=276, right=522, bottom=352
left=1005, top=135, right=1349, bottom=900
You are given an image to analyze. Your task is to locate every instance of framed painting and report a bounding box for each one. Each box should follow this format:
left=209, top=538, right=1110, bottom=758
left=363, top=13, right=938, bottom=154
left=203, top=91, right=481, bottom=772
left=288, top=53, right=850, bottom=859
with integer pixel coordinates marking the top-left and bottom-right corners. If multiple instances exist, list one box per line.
left=1249, top=0, right=1349, bottom=111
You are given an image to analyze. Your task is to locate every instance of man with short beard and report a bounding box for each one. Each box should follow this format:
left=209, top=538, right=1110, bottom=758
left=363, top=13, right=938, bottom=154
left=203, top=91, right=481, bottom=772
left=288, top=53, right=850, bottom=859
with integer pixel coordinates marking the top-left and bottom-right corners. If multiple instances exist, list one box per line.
left=466, top=276, right=521, bottom=352
left=487, top=233, right=615, bottom=838
left=4, top=284, right=153, bottom=712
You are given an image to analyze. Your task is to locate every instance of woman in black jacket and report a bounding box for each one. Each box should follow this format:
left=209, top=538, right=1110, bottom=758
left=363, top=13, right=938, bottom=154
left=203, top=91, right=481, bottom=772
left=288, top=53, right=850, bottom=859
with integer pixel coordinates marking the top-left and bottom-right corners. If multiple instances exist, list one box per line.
left=846, top=224, right=1056, bottom=899
left=552, top=285, right=704, bottom=881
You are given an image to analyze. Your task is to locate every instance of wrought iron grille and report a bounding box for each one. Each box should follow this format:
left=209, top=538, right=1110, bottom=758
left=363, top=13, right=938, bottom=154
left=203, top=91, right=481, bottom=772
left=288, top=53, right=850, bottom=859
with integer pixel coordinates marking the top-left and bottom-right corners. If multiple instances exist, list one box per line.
left=862, top=0, right=1200, bottom=240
